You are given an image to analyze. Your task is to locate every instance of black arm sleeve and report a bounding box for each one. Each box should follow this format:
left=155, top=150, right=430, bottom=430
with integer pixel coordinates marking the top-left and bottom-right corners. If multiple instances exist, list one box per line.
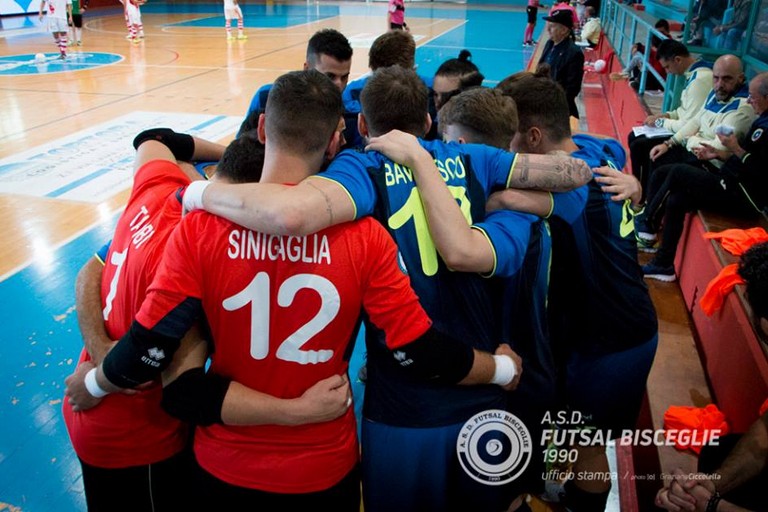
left=161, top=368, right=231, bottom=425
left=102, top=297, right=202, bottom=388
left=390, top=326, right=475, bottom=384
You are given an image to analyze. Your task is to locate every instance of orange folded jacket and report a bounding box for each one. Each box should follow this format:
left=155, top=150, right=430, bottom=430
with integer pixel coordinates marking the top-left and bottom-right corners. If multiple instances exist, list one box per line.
left=703, top=227, right=768, bottom=256
left=663, top=404, right=729, bottom=454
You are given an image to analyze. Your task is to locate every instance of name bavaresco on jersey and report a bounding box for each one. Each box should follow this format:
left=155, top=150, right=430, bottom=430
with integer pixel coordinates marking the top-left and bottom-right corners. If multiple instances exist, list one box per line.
left=384, top=155, right=467, bottom=187
left=227, top=229, right=332, bottom=264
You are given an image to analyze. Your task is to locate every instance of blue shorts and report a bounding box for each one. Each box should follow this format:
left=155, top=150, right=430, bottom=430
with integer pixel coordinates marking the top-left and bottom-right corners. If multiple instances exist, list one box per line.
left=566, top=335, right=658, bottom=436
left=361, top=419, right=517, bottom=512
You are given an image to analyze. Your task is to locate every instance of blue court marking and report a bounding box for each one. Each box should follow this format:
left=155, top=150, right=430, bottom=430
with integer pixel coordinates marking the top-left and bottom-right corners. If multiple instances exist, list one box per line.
left=0, top=215, right=118, bottom=511
left=414, top=8, right=539, bottom=83
left=0, top=52, right=123, bottom=76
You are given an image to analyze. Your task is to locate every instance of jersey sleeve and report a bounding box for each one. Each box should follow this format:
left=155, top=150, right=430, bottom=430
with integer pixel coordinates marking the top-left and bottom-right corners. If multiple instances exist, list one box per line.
left=470, top=210, right=536, bottom=278
left=462, top=143, right=517, bottom=191
left=135, top=215, right=204, bottom=330
left=317, top=150, right=379, bottom=220
left=358, top=219, right=432, bottom=350
left=95, top=240, right=112, bottom=265
left=551, top=186, right=588, bottom=224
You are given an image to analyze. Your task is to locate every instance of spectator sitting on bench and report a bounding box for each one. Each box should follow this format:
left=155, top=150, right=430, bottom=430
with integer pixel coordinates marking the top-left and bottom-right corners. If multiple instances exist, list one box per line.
left=626, top=39, right=713, bottom=201
left=578, top=6, right=601, bottom=47
left=712, top=0, right=750, bottom=51
left=637, top=70, right=767, bottom=282
left=655, top=240, right=768, bottom=512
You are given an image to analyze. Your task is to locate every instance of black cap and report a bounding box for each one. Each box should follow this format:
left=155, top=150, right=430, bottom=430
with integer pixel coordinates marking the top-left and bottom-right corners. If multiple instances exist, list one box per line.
left=543, top=9, right=574, bottom=30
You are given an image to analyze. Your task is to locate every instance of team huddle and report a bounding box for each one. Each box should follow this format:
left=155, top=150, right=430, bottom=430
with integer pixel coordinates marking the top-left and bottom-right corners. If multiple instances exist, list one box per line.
left=61, top=28, right=663, bottom=512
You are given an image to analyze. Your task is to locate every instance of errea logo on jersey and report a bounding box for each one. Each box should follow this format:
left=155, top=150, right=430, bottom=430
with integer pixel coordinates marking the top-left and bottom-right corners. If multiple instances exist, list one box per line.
left=148, top=347, right=166, bottom=361
left=141, top=347, right=166, bottom=368
left=393, top=350, right=413, bottom=367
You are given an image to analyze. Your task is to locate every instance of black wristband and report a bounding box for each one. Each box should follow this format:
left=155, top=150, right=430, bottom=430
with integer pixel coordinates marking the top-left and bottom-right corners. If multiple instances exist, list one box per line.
left=705, top=492, right=721, bottom=512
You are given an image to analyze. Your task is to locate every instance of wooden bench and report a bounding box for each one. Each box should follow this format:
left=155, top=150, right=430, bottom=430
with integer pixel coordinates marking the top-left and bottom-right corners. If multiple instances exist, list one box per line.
left=676, top=211, right=768, bottom=433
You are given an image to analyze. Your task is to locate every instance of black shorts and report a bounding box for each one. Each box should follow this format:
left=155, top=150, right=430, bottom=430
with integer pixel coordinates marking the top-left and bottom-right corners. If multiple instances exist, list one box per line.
left=196, top=460, right=361, bottom=510
left=390, top=22, right=404, bottom=30
left=71, top=13, right=83, bottom=28
left=526, top=6, right=538, bottom=24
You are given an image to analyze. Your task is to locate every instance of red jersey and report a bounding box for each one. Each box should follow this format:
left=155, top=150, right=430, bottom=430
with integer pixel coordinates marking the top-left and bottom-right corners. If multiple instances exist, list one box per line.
left=136, top=211, right=432, bottom=493
left=62, top=160, right=190, bottom=468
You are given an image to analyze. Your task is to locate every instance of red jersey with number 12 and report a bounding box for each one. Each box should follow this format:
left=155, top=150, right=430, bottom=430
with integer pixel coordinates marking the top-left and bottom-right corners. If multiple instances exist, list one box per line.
left=62, top=160, right=189, bottom=468
left=136, top=210, right=431, bottom=493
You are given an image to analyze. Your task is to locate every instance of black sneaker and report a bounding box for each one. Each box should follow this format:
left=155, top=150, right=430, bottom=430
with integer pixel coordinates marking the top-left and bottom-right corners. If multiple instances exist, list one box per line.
left=642, top=261, right=676, bottom=282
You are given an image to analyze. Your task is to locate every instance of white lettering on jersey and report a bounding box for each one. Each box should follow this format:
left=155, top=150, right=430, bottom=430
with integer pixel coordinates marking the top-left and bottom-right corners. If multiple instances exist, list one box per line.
left=227, top=230, right=331, bottom=264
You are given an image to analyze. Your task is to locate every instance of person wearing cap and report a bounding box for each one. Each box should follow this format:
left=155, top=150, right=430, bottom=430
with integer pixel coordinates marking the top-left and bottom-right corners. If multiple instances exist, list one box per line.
left=537, top=8, right=585, bottom=119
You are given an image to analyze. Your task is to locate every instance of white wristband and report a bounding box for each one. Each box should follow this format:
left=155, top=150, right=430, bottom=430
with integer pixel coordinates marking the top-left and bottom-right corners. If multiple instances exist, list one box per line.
left=183, top=180, right=211, bottom=213
left=490, top=355, right=517, bottom=386
left=84, top=367, right=110, bottom=398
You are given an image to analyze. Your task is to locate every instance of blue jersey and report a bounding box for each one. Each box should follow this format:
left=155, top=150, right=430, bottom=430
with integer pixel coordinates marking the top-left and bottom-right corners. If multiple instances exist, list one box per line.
left=237, top=84, right=273, bottom=137
left=549, top=134, right=658, bottom=355
left=485, top=213, right=555, bottom=426
left=320, top=140, right=518, bottom=426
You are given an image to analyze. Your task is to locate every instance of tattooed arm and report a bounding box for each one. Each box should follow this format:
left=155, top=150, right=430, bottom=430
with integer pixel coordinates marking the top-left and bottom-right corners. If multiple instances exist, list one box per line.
left=506, top=152, right=592, bottom=192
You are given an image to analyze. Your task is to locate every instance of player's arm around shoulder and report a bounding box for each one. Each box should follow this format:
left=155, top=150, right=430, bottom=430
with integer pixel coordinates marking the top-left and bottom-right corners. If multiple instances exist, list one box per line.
left=507, top=152, right=592, bottom=192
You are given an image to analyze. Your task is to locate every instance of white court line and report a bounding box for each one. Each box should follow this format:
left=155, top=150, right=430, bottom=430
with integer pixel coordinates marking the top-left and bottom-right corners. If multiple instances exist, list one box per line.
left=0, top=207, right=124, bottom=284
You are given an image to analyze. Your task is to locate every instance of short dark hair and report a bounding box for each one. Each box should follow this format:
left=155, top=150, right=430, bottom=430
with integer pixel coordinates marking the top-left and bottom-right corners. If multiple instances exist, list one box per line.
left=739, top=241, right=768, bottom=321
left=435, top=49, right=484, bottom=86
left=306, top=29, right=353, bottom=66
left=654, top=18, right=670, bottom=31
left=656, top=39, right=690, bottom=61
left=360, top=66, right=428, bottom=137
left=440, top=88, right=518, bottom=150
left=496, top=73, right=571, bottom=142
left=265, top=70, right=342, bottom=155
left=369, top=30, right=416, bottom=70
left=216, top=132, right=265, bottom=184
left=634, top=42, right=646, bottom=55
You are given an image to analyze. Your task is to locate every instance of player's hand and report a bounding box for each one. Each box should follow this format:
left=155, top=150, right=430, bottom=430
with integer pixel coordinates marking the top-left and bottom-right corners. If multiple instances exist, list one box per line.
left=495, top=344, right=523, bottom=391
left=716, top=132, right=739, bottom=153
left=292, top=374, right=351, bottom=425
left=693, top=143, right=723, bottom=162
left=649, top=142, right=669, bottom=161
left=593, top=166, right=642, bottom=205
left=644, top=114, right=662, bottom=127
left=65, top=361, right=104, bottom=412
left=365, top=129, right=431, bottom=171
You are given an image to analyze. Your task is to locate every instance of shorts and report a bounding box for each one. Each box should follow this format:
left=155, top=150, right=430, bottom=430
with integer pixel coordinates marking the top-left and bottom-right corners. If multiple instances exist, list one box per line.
left=47, top=17, right=69, bottom=33
left=361, top=419, right=517, bottom=512
left=71, top=13, right=83, bottom=28
left=565, top=334, right=658, bottom=436
left=526, top=6, right=537, bottom=24
left=195, top=459, right=360, bottom=510
left=125, top=3, right=141, bottom=25
left=224, top=6, right=243, bottom=20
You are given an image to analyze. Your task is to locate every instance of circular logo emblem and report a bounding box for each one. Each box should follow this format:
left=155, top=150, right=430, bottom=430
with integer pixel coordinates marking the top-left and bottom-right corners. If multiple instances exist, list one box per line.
left=752, top=128, right=764, bottom=142
left=0, top=52, right=123, bottom=76
left=457, top=409, right=533, bottom=486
